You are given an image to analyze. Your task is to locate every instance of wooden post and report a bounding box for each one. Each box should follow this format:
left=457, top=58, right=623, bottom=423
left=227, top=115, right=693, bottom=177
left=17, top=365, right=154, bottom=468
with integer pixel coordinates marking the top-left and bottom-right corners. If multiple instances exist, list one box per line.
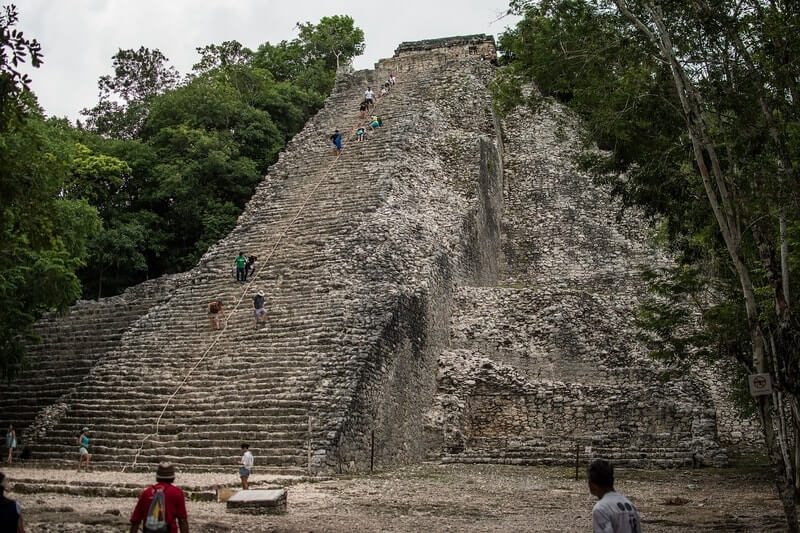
left=307, top=415, right=312, bottom=477
left=370, top=430, right=375, bottom=472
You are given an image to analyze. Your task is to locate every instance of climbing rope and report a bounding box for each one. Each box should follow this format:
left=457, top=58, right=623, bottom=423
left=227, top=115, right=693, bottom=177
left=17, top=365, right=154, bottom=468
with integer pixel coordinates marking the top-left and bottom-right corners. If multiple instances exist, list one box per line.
left=125, top=82, right=394, bottom=471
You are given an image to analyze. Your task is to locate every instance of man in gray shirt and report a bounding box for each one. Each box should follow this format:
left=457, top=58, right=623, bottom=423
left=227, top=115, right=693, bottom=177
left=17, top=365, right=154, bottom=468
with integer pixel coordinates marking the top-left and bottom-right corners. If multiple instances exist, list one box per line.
left=588, top=459, right=642, bottom=533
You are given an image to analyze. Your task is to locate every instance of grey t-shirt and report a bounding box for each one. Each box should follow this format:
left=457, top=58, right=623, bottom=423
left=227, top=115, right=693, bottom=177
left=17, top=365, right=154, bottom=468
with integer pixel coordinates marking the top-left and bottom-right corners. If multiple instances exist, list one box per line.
left=592, top=491, right=642, bottom=533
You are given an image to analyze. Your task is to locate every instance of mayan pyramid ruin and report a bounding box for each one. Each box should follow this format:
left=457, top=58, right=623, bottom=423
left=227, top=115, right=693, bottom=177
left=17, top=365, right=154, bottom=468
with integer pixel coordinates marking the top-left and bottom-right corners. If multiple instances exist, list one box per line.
left=0, top=35, right=760, bottom=474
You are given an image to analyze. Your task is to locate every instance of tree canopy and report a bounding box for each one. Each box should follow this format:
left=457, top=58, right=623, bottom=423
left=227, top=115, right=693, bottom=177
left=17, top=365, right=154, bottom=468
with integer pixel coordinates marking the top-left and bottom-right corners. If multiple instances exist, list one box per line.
left=0, top=7, right=364, bottom=379
left=500, top=0, right=799, bottom=528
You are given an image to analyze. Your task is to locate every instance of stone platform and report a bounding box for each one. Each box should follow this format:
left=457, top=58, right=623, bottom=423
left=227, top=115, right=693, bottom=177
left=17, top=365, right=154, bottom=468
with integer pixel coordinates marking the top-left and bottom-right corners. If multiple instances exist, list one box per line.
left=226, top=488, right=287, bottom=514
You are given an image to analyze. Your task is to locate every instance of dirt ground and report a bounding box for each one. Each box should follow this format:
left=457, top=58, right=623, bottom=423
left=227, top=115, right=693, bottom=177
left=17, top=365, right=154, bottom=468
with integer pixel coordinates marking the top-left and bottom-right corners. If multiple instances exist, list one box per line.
left=5, top=462, right=788, bottom=532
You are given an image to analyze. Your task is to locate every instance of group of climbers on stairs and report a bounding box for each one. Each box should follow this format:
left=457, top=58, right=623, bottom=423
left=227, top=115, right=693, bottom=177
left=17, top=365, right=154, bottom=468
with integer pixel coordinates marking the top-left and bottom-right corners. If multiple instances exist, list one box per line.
left=332, top=73, right=395, bottom=152
left=129, top=68, right=403, bottom=478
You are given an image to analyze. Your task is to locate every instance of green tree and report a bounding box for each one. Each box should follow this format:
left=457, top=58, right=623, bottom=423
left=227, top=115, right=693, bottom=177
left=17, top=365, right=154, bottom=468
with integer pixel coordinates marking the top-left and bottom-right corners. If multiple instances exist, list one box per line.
left=81, top=47, right=179, bottom=138
left=0, top=4, right=101, bottom=379
left=0, top=4, right=42, bottom=122
left=0, top=114, right=101, bottom=379
left=192, top=40, right=253, bottom=75
left=501, top=0, right=799, bottom=528
left=71, top=15, right=364, bottom=296
left=296, top=15, right=366, bottom=70
left=252, top=14, right=365, bottom=95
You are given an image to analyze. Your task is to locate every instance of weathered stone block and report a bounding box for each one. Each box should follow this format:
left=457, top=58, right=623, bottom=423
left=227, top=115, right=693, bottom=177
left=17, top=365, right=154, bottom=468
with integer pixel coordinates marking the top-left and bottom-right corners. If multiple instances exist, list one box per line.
left=226, top=489, right=287, bottom=515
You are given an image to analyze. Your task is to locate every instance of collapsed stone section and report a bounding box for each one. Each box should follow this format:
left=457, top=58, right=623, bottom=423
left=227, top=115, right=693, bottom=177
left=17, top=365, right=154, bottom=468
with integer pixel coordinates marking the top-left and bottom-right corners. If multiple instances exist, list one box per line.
left=425, top=94, right=732, bottom=467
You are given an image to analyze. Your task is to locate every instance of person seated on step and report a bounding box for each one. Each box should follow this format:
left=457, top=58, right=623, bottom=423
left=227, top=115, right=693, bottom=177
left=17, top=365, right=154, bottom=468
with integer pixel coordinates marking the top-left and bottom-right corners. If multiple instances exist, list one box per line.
left=359, top=100, right=369, bottom=119
left=380, top=84, right=389, bottom=97
left=389, top=73, right=396, bottom=86
left=253, top=290, right=267, bottom=328
left=208, top=299, right=225, bottom=330
left=245, top=255, right=257, bottom=279
left=330, top=129, right=342, bottom=154
left=369, top=115, right=382, bottom=130
left=356, top=127, right=366, bottom=142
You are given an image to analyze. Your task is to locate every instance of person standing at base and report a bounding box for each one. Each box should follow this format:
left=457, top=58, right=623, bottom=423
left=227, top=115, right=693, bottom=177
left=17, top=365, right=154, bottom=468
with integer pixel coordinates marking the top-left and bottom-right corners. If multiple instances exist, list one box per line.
left=5, top=425, right=16, bottom=464
left=0, top=472, right=24, bottom=533
left=76, top=427, right=90, bottom=472
left=587, top=459, right=642, bottom=533
left=239, top=443, right=254, bottom=490
left=129, top=462, right=188, bottom=533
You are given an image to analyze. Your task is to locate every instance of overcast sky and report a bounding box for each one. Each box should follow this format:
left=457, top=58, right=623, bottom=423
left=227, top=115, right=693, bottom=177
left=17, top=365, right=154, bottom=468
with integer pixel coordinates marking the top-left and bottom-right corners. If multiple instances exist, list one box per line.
left=16, top=1, right=519, bottom=120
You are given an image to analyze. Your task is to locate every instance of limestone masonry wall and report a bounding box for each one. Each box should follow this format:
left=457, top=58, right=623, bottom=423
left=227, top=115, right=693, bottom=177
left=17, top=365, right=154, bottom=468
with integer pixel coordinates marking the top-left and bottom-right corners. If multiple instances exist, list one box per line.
left=1, top=36, right=760, bottom=473
left=424, top=87, right=761, bottom=467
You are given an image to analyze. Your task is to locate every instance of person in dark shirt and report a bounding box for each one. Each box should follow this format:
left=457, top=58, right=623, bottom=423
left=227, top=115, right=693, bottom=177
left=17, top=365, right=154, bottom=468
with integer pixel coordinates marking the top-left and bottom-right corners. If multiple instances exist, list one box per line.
left=0, top=471, right=24, bottom=533
left=245, top=256, right=257, bottom=279
left=330, top=130, right=343, bottom=154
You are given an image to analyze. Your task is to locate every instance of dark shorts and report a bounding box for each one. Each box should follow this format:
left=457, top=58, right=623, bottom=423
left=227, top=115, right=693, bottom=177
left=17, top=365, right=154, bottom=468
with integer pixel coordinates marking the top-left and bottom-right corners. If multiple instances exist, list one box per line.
left=239, top=467, right=250, bottom=477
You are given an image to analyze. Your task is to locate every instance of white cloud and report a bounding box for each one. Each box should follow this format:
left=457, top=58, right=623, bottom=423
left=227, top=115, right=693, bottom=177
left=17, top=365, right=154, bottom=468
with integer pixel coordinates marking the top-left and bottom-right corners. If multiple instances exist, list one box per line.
left=15, top=0, right=518, bottom=119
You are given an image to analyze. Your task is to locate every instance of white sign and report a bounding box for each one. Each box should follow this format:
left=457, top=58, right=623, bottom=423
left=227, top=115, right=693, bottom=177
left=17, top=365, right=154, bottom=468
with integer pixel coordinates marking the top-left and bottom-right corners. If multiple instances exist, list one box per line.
left=748, top=373, right=773, bottom=396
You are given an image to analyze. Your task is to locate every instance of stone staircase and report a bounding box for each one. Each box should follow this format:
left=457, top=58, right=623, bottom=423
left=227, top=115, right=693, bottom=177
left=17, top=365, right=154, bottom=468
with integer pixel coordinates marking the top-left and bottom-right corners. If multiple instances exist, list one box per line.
left=1, top=276, right=183, bottom=442
left=5, top=40, right=505, bottom=474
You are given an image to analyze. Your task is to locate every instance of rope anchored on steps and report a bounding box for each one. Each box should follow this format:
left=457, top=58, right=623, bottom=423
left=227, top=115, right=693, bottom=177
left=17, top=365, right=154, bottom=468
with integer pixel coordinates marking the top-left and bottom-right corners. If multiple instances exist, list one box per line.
left=125, top=82, right=395, bottom=472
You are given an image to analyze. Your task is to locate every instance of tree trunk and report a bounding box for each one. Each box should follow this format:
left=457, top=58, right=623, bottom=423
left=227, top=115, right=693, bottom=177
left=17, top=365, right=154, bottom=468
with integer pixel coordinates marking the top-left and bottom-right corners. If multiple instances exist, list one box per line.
left=759, top=396, right=800, bottom=532
left=612, top=1, right=800, bottom=530
left=780, top=211, right=790, bottom=307
left=97, top=265, right=103, bottom=300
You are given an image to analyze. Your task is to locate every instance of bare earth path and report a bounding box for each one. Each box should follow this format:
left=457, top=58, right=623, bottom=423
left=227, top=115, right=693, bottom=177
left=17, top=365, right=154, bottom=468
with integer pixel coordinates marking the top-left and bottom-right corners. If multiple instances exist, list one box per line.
left=5, top=463, right=784, bottom=532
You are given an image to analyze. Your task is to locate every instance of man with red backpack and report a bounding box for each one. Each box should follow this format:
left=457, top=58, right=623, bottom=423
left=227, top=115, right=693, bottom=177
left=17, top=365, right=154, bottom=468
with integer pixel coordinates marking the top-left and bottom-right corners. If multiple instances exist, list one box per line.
left=129, top=462, right=188, bottom=533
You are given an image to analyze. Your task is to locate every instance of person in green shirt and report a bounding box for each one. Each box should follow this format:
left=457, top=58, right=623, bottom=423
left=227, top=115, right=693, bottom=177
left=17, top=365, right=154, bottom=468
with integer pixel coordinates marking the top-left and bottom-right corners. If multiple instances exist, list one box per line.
left=235, top=252, right=247, bottom=283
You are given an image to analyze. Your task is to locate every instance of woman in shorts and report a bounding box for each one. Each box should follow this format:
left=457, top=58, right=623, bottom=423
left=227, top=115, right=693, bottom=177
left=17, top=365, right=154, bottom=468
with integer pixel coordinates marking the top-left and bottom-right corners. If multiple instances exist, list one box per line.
left=77, top=427, right=90, bottom=472
left=5, top=424, right=16, bottom=464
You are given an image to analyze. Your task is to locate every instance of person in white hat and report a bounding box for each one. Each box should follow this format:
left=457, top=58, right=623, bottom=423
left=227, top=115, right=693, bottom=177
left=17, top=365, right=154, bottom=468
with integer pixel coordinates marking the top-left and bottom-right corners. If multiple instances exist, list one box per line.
left=253, top=290, right=267, bottom=328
